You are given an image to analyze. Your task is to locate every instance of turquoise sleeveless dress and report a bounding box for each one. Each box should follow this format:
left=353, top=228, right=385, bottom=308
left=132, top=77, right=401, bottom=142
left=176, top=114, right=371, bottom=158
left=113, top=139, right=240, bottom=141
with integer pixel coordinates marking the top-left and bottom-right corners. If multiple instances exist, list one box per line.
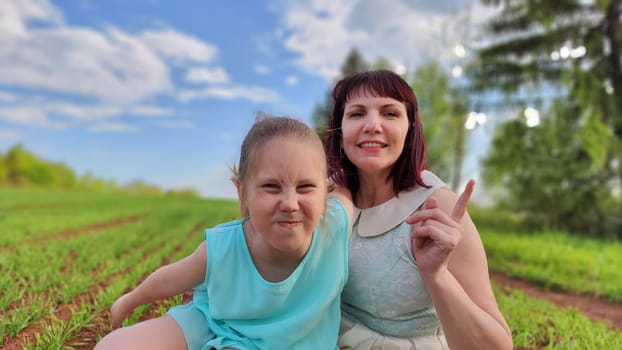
left=339, top=170, right=449, bottom=349
left=169, top=197, right=349, bottom=350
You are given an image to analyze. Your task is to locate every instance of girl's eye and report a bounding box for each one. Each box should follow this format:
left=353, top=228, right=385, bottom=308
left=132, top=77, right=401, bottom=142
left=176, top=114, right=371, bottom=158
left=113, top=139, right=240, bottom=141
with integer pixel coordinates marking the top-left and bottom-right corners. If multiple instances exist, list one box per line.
left=297, top=184, right=316, bottom=192
left=261, top=183, right=280, bottom=190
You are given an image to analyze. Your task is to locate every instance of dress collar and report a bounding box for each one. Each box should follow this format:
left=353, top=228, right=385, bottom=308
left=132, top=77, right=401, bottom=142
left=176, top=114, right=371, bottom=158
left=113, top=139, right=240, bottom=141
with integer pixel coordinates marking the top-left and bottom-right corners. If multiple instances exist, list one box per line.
left=353, top=170, right=446, bottom=237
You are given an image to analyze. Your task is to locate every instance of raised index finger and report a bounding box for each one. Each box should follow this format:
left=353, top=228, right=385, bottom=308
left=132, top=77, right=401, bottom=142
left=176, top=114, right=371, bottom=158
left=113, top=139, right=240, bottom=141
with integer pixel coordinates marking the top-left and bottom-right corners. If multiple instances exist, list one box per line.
left=451, top=179, right=475, bottom=220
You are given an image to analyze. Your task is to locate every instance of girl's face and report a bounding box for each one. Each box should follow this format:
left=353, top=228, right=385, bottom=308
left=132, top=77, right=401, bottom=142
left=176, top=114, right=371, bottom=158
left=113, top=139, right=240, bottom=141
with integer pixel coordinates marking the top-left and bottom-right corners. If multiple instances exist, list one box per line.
left=239, top=136, right=327, bottom=257
left=341, top=91, right=410, bottom=178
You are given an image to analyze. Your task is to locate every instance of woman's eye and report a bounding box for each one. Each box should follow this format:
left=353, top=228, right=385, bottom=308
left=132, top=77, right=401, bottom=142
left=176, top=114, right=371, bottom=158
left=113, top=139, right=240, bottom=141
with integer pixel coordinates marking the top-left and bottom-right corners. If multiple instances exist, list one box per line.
left=347, top=111, right=364, bottom=118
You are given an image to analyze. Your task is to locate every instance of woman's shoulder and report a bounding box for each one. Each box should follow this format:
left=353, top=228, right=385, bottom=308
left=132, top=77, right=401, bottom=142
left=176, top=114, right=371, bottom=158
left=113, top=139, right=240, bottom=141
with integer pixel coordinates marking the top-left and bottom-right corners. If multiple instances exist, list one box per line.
left=355, top=171, right=447, bottom=237
left=420, top=169, right=446, bottom=189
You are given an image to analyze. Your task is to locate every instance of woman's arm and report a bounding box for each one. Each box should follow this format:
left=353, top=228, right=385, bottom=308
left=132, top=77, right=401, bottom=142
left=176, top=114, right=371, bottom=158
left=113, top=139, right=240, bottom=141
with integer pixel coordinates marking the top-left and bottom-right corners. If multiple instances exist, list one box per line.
left=407, top=182, right=512, bottom=350
left=110, top=241, right=208, bottom=328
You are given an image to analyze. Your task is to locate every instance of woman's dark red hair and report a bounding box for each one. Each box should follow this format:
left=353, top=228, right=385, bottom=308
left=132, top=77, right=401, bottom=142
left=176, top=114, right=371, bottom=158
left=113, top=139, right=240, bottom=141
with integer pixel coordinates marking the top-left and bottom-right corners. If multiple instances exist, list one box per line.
left=324, top=70, right=428, bottom=202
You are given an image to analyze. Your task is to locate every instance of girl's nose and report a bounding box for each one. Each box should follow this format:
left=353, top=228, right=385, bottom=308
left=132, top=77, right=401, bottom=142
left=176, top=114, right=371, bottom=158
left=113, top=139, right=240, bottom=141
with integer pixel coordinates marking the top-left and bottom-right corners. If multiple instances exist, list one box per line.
left=280, top=190, right=299, bottom=212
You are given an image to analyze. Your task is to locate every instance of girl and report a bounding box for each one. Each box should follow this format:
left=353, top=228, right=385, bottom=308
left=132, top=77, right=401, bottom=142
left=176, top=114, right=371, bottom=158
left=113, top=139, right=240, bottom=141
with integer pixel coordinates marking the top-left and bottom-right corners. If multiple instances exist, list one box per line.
left=95, top=115, right=353, bottom=350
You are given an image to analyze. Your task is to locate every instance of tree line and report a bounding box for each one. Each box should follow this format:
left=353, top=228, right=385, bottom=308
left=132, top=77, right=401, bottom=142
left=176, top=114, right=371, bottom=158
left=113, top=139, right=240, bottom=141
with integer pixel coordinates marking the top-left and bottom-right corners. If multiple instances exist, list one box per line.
left=0, top=144, right=198, bottom=197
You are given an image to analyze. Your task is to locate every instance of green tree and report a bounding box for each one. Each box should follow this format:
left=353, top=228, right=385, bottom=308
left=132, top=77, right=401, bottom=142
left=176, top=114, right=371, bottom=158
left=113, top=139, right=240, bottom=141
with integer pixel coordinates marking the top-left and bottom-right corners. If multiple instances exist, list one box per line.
left=122, top=179, right=163, bottom=196
left=312, top=48, right=369, bottom=140
left=4, top=144, right=76, bottom=187
left=470, top=0, right=622, bottom=235
left=410, top=63, right=468, bottom=190
left=5, top=144, right=45, bottom=185
left=77, top=171, right=118, bottom=192
left=483, top=100, right=619, bottom=236
left=0, top=153, right=7, bottom=184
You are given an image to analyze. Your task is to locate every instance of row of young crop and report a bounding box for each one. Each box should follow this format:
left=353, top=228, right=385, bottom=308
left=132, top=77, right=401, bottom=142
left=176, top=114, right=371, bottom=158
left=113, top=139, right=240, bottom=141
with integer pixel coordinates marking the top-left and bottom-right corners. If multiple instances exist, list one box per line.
left=0, top=188, right=240, bottom=348
left=2, top=188, right=622, bottom=349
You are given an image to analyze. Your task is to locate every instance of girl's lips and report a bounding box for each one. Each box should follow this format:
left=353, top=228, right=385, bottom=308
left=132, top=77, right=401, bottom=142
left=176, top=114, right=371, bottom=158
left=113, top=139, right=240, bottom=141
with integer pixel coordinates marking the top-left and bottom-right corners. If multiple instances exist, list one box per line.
left=277, top=221, right=301, bottom=229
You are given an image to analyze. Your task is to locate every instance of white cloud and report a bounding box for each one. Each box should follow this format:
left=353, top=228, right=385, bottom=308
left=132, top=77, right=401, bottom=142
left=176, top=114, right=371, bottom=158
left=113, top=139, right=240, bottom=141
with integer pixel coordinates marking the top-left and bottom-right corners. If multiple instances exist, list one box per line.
left=46, top=103, right=122, bottom=120
left=0, top=0, right=248, bottom=130
left=254, top=64, right=271, bottom=75
left=157, top=120, right=196, bottom=129
left=0, top=91, right=17, bottom=102
left=178, top=86, right=281, bottom=103
left=0, top=0, right=64, bottom=36
left=279, top=0, right=366, bottom=78
left=275, top=0, right=486, bottom=79
left=0, top=23, right=172, bottom=104
left=185, top=67, right=230, bottom=84
left=285, top=75, right=299, bottom=86
left=88, top=121, right=138, bottom=132
left=0, top=106, right=66, bottom=129
left=129, top=105, right=172, bottom=117
left=139, top=29, right=219, bottom=64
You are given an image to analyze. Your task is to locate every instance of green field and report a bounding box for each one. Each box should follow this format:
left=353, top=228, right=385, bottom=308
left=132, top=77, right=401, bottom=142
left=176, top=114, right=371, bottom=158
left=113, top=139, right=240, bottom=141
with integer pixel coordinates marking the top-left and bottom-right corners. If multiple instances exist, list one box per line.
left=0, top=187, right=240, bottom=349
left=1, top=187, right=621, bottom=349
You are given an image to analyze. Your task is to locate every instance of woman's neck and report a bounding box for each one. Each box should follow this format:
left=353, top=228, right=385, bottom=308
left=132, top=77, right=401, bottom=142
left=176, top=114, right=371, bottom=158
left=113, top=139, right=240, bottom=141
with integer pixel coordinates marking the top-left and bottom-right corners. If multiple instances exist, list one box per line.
left=355, top=173, right=395, bottom=209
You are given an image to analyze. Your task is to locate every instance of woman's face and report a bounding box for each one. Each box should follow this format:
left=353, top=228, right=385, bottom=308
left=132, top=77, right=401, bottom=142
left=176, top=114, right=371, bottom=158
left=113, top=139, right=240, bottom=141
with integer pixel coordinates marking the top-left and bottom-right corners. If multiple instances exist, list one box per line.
left=341, top=91, right=410, bottom=177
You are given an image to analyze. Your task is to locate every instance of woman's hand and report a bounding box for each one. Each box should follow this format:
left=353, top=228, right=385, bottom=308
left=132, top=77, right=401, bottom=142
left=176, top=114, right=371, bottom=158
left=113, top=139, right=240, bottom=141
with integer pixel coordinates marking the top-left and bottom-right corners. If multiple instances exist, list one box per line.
left=110, top=293, right=135, bottom=329
left=406, top=180, right=474, bottom=277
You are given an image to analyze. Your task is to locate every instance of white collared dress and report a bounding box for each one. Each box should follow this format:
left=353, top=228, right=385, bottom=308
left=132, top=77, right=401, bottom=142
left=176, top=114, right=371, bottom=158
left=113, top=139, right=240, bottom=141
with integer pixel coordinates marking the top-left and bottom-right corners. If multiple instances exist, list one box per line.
left=339, top=170, right=449, bottom=350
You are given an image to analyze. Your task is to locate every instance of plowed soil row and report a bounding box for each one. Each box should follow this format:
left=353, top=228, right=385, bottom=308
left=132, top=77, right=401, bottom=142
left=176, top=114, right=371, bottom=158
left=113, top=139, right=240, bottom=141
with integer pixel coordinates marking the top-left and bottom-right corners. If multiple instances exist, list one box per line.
left=0, top=216, right=145, bottom=321
left=1, top=218, right=202, bottom=350
left=490, top=271, right=622, bottom=330
left=0, top=215, right=142, bottom=254
left=0, top=216, right=202, bottom=350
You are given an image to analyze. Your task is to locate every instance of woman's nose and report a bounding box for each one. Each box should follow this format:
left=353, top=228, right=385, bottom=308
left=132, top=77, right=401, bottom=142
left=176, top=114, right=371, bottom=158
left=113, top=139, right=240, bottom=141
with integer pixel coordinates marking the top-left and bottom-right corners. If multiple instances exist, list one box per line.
left=363, top=113, right=381, bottom=133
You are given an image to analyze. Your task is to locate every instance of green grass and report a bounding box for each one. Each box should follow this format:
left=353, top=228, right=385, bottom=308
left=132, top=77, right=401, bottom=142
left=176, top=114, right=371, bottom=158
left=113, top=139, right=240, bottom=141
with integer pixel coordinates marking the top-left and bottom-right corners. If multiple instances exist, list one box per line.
left=0, top=187, right=239, bottom=348
left=481, top=228, right=622, bottom=302
left=494, top=284, right=622, bottom=349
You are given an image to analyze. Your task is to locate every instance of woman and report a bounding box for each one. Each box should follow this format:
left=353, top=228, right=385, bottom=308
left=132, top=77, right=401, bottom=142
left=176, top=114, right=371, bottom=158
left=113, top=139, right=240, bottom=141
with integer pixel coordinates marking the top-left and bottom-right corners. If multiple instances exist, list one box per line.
left=325, top=70, right=512, bottom=349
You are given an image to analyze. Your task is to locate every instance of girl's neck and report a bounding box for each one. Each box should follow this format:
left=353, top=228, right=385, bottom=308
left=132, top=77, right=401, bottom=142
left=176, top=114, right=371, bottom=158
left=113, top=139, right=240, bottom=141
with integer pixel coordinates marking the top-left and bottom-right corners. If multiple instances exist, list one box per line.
left=355, top=172, right=395, bottom=209
left=243, top=220, right=308, bottom=282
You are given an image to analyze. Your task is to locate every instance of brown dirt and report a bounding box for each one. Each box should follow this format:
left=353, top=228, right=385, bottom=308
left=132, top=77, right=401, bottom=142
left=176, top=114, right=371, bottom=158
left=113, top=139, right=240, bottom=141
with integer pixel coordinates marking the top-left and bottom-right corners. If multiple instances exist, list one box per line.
left=490, top=270, right=622, bottom=331
left=0, top=215, right=152, bottom=349
left=0, top=215, right=143, bottom=254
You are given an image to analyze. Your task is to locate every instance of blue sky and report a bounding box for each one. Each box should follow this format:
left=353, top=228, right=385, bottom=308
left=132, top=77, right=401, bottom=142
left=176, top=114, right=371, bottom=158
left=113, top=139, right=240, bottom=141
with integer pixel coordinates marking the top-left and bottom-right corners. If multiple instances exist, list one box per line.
left=0, top=0, right=491, bottom=199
